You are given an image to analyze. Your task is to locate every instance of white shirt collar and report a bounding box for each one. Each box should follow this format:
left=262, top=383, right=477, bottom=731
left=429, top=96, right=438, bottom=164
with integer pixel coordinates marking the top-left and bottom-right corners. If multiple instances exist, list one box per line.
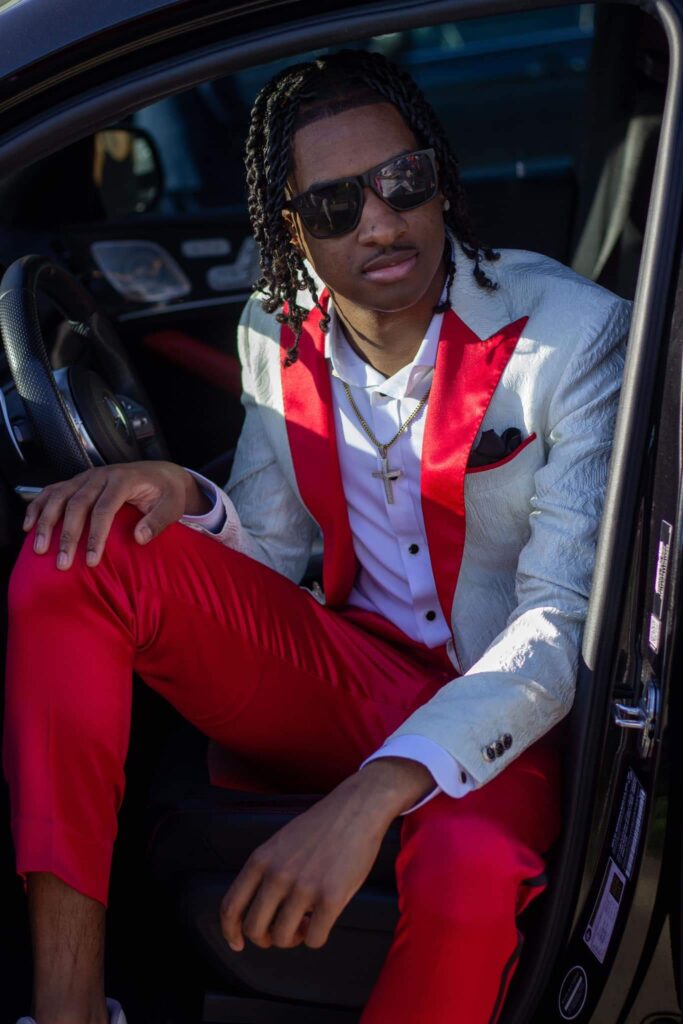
left=324, top=300, right=444, bottom=400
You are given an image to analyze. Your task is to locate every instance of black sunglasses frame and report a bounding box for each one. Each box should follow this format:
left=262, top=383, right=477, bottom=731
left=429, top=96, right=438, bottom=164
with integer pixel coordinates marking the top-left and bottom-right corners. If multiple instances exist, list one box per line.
left=284, top=147, right=439, bottom=239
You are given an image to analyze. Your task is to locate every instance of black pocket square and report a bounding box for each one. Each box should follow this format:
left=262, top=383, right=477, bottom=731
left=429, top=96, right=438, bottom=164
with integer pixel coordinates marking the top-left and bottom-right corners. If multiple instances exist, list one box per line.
left=468, top=428, right=523, bottom=468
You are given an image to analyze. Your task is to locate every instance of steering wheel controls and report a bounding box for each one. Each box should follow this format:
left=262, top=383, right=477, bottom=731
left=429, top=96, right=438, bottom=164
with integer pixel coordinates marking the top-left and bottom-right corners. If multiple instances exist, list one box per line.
left=117, top=395, right=157, bottom=441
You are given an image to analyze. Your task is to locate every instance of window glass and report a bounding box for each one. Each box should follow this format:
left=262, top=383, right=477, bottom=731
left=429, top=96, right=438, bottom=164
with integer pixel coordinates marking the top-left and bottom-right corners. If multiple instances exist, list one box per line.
left=132, top=5, right=595, bottom=215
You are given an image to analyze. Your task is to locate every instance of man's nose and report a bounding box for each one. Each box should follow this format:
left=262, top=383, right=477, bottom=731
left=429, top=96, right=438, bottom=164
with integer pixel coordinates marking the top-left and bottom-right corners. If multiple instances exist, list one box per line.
left=357, top=188, right=408, bottom=247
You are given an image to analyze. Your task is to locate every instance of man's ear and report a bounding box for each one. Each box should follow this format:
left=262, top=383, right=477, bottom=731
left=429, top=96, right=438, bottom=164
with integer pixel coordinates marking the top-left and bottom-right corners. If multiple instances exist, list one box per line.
left=282, top=208, right=304, bottom=255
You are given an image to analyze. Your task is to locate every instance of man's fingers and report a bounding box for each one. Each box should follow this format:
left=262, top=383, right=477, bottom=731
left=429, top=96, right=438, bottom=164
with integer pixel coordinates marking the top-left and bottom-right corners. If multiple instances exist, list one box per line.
left=303, top=893, right=341, bottom=950
left=22, top=463, right=189, bottom=564
left=23, top=497, right=46, bottom=537
left=270, top=888, right=315, bottom=948
left=30, top=480, right=86, bottom=556
left=133, top=492, right=179, bottom=546
left=220, top=860, right=264, bottom=952
left=83, top=484, right=130, bottom=566
left=56, top=481, right=109, bottom=569
left=22, top=495, right=44, bottom=531
left=241, top=874, right=293, bottom=949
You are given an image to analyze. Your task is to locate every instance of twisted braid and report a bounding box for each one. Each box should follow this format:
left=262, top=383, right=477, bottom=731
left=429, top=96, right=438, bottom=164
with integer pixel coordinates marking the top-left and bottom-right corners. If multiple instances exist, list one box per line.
left=245, top=49, right=498, bottom=364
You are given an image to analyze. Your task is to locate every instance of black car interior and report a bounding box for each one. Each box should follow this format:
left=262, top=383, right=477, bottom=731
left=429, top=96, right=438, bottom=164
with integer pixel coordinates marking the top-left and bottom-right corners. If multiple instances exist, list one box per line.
left=0, top=3, right=671, bottom=1022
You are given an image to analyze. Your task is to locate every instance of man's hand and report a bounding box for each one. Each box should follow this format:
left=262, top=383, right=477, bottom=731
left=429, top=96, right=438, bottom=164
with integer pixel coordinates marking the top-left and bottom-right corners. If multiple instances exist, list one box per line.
left=220, top=758, right=434, bottom=952
left=22, top=461, right=212, bottom=570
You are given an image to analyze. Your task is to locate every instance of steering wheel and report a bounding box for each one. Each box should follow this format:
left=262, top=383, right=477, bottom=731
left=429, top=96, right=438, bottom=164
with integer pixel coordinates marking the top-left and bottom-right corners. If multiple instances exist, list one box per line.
left=0, top=255, right=169, bottom=481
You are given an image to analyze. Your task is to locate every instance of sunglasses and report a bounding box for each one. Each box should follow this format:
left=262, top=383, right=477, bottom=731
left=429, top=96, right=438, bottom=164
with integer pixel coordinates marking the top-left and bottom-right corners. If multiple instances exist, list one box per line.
left=284, top=148, right=439, bottom=239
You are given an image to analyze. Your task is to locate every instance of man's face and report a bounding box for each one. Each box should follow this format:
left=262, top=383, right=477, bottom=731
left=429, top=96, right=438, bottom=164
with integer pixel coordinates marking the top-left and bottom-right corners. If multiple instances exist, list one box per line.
left=288, top=103, right=446, bottom=314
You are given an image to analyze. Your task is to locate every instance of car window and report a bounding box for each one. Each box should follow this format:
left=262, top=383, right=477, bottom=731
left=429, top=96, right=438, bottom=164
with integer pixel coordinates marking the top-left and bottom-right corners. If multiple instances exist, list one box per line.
left=132, top=5, right=594, bottom=217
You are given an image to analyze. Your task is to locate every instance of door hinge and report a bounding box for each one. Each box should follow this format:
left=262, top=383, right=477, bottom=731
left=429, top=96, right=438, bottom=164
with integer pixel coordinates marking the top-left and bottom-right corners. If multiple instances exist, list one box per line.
left=612, top=677, right=660, bottom=758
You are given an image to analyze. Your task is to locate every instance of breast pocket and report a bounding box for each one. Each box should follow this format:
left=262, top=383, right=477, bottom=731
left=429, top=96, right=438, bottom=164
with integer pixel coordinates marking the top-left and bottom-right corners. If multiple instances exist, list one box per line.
left=465, top=433, right=546, bottom=556
left=466, top=431, right=539, bottom=479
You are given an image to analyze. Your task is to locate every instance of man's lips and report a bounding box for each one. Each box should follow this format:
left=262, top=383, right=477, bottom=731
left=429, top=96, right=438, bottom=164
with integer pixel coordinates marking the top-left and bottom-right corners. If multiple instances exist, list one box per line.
left=362, top=249, right=418, bottom=284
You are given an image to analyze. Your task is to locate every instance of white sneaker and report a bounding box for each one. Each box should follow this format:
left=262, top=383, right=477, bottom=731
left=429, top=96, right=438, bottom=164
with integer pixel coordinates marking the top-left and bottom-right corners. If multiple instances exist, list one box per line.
left=16, top=997, right=127, bottom=1024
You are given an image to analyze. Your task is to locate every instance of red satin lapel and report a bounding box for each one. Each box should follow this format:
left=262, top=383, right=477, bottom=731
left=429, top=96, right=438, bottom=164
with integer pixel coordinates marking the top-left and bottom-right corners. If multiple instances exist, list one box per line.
left=422, top=310, right=528, bottom=622
left=281, top=297, right=526, bottom=618
left=280, top=298, right=358, bottom=607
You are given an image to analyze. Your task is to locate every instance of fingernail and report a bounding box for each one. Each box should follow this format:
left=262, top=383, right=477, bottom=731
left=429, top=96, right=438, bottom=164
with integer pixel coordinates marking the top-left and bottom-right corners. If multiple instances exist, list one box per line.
left=34, top=534, right=46, bottom=553
left=228, top=941, right=242, bottom=952
left=86, top=550, right=98, bottom=567
left=137, top=525, right=152, bottom=544
left=57, top=552, right=68, bottom=570
left=23, top=516, right=31, bottom=530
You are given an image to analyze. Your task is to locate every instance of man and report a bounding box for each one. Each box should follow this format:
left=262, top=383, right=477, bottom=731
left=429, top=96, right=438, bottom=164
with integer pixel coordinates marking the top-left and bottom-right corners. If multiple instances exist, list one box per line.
left=4, top=49, right=629, bottom=1024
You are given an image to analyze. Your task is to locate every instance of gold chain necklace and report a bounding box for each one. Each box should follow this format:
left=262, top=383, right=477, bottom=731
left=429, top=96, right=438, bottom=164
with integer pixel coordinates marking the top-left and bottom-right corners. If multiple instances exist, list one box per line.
left=341, top=380, right=431, bottom=503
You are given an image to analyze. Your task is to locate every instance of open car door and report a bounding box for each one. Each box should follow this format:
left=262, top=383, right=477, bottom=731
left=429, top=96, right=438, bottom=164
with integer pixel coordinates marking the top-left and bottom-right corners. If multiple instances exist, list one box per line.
left=506, top=3, right=683, bottom=1016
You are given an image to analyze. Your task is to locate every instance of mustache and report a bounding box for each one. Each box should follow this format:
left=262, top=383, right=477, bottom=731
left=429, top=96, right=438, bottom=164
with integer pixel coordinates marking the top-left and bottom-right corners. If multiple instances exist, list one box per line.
left=361, top=246, right=418, bottom=272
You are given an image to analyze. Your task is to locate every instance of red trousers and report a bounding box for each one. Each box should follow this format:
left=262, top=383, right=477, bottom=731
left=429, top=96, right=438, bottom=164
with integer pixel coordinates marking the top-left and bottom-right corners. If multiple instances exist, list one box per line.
left=3, top=506, right=561, bottom=1023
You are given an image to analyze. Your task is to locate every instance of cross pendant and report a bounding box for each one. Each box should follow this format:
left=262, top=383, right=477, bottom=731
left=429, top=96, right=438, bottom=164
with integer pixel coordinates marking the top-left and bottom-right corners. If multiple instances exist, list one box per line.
left=372, top=455, right=403, bottom=504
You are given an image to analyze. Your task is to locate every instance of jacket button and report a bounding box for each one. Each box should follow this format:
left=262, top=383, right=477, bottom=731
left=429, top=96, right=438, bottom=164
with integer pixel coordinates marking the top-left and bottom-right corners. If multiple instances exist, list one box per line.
left=408, top=543, right=419, bottom=555
left=425, top=610, right=437, bottom=621
left=494, top=740, right=504, bottom=758
left=483, top=745, right=496, bottom=762
left=502, top=733, right=513, bottom=750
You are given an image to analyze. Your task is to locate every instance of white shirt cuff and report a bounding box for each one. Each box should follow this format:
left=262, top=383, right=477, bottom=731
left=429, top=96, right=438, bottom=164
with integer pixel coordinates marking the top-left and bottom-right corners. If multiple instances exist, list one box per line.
left=180, top=469, right=227, bottom=534
left=360, top=734, right=474, bottom=814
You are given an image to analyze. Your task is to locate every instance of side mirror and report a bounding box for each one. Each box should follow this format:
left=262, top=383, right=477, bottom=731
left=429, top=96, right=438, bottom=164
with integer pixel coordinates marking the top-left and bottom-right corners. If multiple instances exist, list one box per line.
left=92, top=127, right=162, bottom=218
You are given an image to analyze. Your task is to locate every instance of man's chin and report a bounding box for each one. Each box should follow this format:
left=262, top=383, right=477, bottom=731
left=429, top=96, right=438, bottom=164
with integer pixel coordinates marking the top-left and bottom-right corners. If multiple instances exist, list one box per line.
left=353, top=277, right=440, bottom=315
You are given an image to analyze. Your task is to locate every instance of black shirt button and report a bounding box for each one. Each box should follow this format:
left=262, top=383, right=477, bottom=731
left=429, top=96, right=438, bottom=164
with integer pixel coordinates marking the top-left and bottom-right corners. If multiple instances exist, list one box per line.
left=425, top=610, right=437, bottom=621
left=502, top=733, right=513, bottom=750
left=494, top=740, right=504, bottom=758
left=408, top=543, right=420, bottom=555
left=460, top=771, right=468, bottom=785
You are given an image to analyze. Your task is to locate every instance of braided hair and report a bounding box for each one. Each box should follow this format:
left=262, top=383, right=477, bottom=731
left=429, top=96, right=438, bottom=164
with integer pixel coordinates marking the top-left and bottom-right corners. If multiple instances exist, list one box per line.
left=244, top=49, right=499, bottom=364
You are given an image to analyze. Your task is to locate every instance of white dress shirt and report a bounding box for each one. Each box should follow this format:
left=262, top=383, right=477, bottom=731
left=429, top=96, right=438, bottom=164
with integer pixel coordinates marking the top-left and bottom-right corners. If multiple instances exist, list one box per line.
left=182, top=302, right=474, bottom=808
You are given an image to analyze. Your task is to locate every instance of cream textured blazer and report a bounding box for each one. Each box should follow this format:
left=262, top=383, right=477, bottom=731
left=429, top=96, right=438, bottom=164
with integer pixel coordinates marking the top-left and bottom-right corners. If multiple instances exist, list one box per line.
left=191, top=245, right=631, bottom=787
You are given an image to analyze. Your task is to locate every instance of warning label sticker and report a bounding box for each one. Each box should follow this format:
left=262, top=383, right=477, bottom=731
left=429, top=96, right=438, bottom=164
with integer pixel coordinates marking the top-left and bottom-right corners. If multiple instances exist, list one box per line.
left=649, top=519, right=672, bottom=653
left=648, top=614, right=662, bottom=654
left=584, top=858, right=626, bottom=963
left=611, top=768, right=647, bottom=878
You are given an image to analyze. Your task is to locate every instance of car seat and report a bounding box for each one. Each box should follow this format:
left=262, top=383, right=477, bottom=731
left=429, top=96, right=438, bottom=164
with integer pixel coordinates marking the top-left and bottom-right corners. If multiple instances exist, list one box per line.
left=571, top=7, right=667, bottom=298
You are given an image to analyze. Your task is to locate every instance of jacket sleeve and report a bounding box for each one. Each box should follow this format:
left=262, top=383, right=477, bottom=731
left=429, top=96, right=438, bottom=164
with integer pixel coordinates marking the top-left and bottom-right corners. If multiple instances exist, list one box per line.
left=181, top=299, right=318, bottom=584
left=384, top=296, right=631, bottom=786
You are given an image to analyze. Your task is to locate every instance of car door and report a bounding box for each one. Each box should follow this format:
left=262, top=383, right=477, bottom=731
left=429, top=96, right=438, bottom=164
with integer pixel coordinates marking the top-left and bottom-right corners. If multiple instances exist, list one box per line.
left=534, top=263, right=683, bottom=1024
left=502, top=8, right=683, bottom=1014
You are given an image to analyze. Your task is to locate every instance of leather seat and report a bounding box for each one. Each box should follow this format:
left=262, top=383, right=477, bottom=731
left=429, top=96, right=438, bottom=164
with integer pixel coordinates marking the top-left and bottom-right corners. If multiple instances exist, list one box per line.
left=570, top=7, right=667, bottom=298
